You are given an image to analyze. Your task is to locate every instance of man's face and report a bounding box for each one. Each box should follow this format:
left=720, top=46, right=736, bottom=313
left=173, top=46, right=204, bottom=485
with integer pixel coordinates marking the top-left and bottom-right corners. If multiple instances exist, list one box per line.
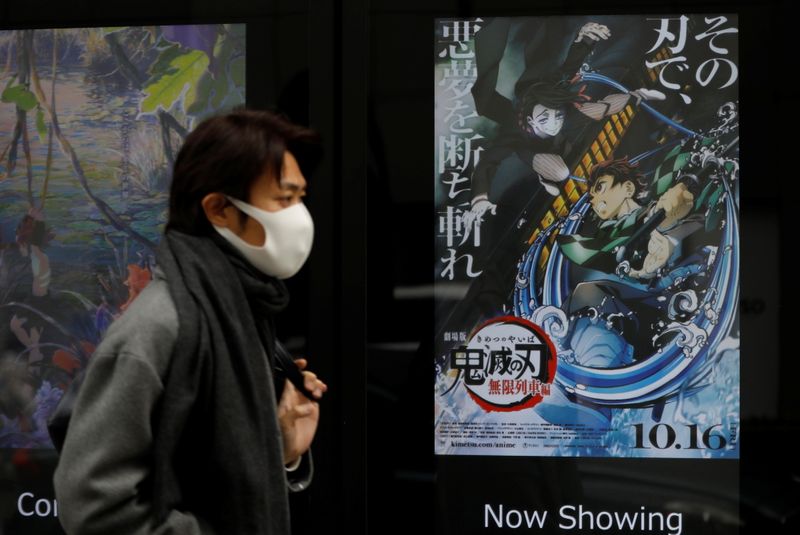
left=590, top=174, right=633, bottom=220
left=527, top=104, right=565, bottom=138
left=228, top=150, right=308, bottom=246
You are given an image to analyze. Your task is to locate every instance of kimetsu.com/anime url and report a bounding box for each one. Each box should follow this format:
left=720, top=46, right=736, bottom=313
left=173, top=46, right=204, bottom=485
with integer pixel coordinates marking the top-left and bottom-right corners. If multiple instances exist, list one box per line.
left=451, top=442, right=516, bottom=448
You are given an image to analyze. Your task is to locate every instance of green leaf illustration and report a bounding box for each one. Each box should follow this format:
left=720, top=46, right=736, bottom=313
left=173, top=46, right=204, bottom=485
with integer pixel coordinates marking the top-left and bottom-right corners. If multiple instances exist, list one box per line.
left=36, top=107, right=48, bottom=143
left=3, top=73, right=17, bottom=92
left=230, top=56, right=245, bottom=87
left=102, top=27, right=126, bottom=35
left=184, top=26, right=246, bottom=118
left=140, top=49, right=210, bottom=115
left=210, top=69, right=231, bottom=109
left=1, top=85, right=38, bottom=111
left=186, top=73, right=213, bottom=116
left=145, top=44, right=184, bottom=83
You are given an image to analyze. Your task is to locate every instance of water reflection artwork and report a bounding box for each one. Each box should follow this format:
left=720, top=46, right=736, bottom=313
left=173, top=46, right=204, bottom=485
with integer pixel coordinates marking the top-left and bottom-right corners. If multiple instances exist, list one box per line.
left=0, top=25, right=246, bottom=449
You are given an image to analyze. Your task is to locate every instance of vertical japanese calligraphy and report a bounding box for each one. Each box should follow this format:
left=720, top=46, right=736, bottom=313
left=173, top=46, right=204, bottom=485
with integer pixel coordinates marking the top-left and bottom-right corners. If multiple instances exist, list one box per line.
left=436, top=18, right=484, bottom=281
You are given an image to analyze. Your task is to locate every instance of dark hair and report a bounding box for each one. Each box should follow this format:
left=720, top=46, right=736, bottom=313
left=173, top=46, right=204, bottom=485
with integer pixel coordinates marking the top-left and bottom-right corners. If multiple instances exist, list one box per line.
left=520, top=80, right=582, bottom=111
left=587, top=157, right=648, bottom=198
left=517, top=78, right=585, bottom=136
left=166, top=109, right=319, bottom=235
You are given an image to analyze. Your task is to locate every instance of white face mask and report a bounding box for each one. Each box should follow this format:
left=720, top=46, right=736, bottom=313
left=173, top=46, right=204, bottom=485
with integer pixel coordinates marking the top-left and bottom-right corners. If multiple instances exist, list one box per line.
left=213, top=196, right=314, bottom=279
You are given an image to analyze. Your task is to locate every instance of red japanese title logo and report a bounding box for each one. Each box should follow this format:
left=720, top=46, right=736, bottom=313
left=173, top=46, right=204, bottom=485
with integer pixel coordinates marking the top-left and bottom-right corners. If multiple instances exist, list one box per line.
left=451, top=316, right=557, bottom=412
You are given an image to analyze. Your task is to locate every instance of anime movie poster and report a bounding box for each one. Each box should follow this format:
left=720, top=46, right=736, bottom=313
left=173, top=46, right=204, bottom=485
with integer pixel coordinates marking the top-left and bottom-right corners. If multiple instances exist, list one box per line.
left=435, top=16, right=739, bottom=458
left=0, top=24, right=245, bottom=450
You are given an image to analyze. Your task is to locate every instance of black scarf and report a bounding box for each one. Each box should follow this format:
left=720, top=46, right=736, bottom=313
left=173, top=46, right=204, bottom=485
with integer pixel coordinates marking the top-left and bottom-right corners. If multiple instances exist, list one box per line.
left=153, top=230, right=290, bottom=534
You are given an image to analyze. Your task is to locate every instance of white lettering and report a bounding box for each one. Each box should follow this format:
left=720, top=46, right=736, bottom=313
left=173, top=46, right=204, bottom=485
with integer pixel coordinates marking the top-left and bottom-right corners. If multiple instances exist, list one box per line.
left=595, top=511, right=612, bottom=530
left=649, top=511, right=665, bottom=531
left=506, top=509, right=522, bottom=529
left=559, top=504, right=681, bottom=534
left=579, top=504, right=595, bottom=529
left=17, top=493, right=34, bottom=517
left=666, top=512, right=683, bottom=535
left=559, top=505, right=577, bottom=529
left=35, top=498, right=51, bottom=517
left=484, top=504, right=548, bottom=529
left=523, top=509, right=548, bottom=528
left=614, top=509, right=642, bottom=530
left=16, top=492, right=58, bottom=518
left=485, top=503, right=503, bottom=528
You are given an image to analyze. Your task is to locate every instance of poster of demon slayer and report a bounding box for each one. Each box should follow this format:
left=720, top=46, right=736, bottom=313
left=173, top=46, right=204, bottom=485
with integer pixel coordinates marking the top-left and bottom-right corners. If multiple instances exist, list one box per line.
left=0, top=25, right=245, bottom=450
left=434, top=15, right=739, bottom=458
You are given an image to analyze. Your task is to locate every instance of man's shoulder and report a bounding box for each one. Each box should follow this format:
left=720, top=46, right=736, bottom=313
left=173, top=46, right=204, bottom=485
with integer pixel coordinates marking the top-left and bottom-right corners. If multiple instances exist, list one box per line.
left=96, top=276, right=178, bottom=378
left=118, top=277, right=177, bottom=330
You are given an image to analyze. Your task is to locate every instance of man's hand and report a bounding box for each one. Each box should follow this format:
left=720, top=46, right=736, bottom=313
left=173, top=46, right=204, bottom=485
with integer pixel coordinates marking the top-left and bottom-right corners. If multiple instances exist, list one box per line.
left=629, top=88, right=666, bottom=105
left=629, top=230, right=675, bottom=279
left=655, top=182, right=694, bottom=230
left=277, top=359, right=327, bottom=466
left=461, top=196, right=496, bottom=244
left=575, top=22, right=610, bottom=43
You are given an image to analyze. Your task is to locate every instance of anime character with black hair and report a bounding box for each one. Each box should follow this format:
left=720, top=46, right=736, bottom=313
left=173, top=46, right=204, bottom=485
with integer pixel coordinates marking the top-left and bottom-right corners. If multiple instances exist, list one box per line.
left=463, top=21, right=664, bottom=230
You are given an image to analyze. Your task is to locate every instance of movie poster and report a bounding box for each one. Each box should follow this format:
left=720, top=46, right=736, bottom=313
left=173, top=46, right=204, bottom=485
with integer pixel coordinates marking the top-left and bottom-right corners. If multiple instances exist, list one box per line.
left=0, top=24, right=245, bottom=451
left=434, top=16, right=739, bottom=458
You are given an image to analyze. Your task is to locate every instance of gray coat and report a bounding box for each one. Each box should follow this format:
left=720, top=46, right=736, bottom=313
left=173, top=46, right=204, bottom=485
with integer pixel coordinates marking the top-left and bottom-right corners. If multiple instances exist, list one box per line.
left=53, top=272, right=311, bottom=534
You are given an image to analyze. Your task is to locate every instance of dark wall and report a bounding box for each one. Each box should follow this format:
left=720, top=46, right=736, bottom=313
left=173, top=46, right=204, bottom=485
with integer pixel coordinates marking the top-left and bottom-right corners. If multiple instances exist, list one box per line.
left=1, top=1, right=794, bottom=534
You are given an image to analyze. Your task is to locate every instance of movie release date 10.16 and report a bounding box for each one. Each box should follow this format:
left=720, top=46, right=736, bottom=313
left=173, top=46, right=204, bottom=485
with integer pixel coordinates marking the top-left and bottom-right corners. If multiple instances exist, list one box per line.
left=631, top=423, right=737, bottom=450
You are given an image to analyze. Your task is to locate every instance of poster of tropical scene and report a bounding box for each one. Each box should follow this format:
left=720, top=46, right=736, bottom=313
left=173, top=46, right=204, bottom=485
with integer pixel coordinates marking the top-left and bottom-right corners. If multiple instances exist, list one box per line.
left=0, top=24, right=246, bottom=448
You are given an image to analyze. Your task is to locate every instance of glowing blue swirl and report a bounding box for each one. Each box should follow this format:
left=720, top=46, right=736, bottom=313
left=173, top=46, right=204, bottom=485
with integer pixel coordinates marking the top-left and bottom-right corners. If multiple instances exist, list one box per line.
left=514, top=189, right=738, bottom=407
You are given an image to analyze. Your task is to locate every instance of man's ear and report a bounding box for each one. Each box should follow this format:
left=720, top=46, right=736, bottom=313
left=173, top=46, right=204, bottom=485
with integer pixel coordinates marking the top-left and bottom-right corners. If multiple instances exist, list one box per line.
left=201, top=193, right=236, bottom=228
left=624, top=180, right=635, bottom=198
